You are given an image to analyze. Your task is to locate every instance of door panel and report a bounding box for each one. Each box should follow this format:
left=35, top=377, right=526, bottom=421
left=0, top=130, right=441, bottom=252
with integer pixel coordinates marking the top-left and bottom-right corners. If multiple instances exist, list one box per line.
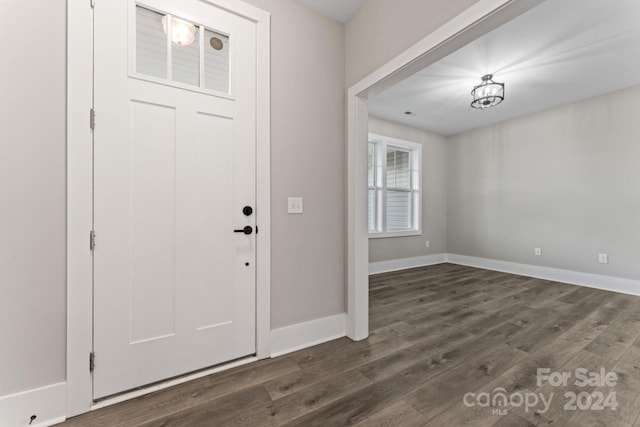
left=194, top=113, right=234, bottom=330
left=93, top=0, right=257, bottom=399
left=129, top=100, right=177, bottom=344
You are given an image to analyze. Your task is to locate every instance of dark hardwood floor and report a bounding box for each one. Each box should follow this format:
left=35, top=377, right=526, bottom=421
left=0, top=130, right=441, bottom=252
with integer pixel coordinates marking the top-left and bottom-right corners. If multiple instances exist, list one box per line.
left=60, top=263, right=640, bottom=426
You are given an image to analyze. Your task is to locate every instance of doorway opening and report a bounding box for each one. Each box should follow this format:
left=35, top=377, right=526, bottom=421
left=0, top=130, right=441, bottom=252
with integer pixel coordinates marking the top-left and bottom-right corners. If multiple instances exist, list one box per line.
left=346, top=0, right=546, bottom=340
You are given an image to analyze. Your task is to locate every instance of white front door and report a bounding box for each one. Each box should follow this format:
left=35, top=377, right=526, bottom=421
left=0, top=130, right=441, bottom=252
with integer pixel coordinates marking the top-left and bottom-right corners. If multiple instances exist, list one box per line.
left=93, top=0, right=257, bottom=399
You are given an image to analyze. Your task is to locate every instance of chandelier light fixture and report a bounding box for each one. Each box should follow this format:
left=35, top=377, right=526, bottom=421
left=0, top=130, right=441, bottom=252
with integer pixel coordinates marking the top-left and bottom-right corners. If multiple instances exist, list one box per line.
left=162, top=15, right=197, bottom=46
left=471, top=74, right=505, bottom=109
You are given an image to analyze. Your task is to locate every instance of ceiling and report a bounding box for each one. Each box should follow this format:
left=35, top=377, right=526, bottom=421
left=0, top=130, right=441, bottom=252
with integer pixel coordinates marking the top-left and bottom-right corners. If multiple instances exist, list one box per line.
left=296, top=0, right=367, bottom=23
left=369, top=0, right=640, bottom=136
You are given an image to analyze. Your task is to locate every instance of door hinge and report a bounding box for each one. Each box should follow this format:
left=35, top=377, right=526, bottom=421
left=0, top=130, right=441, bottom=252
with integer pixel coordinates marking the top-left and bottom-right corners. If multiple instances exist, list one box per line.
left=90, top=230, right=96, bottom=251
left=89, top=352, right=96, bottom=372
left=90, top=108, right=96, bottom=130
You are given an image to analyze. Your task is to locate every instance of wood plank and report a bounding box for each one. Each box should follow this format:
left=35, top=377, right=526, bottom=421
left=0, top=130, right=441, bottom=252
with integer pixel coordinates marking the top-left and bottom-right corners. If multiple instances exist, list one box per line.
left=501, top=334, right=590, bottom=391
left=353, top=400, right=428, bottom=427
left=424, top=375, right=519, bottom=427
left=585, top=309, right=640, bottom=360
left=262, top=369, right=321, bottom=401
left=367, top=321, right=415, bottom=344
left=620, top=336, right=640, bottom=366
left=139, top=385, right=276, bottom=427
left=611, top=360, right=640, bottom=395
left=269, top=370, right=372, bottom=424
left=516, top=350, right=616, bottom=426
left=565, top=411, right=631, bottom=427
left=358, top=326, right=475, bottom=382
left=601, top=391, right=640, bottom=425
left=62, top=357, right=299, bottom=426
left=293, top=335, right=412, bottom=377
left=492, top=413, right=536, bottom=427
left=282, top=356, right=452, bottom=426
left=404, top=344, right=529, bottom=422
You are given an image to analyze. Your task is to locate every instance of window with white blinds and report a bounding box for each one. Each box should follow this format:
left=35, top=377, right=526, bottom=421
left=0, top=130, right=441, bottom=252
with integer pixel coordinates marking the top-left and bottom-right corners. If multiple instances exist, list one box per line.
left=135, top=5, right=231, bottom=95
left=368, top=134, right=422, bottom=238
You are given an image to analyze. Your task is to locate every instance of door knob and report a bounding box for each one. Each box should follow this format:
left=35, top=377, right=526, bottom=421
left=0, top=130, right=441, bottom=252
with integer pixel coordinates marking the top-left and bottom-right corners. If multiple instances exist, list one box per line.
left=234, top=226, right=253, bottom=235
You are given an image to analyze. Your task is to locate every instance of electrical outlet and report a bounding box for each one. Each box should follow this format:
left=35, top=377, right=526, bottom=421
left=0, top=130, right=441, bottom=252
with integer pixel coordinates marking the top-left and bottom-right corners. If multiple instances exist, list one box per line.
left=288, top=197, right=303, bottom=214
left=425, top=240, right=430, bottom=248
left=534, top=248, right=542, bottom=256
left=599, top=253, right=609, bottom=264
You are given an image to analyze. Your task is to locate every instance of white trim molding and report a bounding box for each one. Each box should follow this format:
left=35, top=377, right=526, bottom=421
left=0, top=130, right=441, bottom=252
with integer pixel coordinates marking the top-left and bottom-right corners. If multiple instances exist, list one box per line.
left=447, top=254, right=640, bottom=297
left=67, top=0, right=271, bottom=417
left=254, top=6, right=272, bottom=362
left=270, top=314, right=347, bottom=358
left=347, top=94, right=370, bottom=341
left=0, top=382, right=66, bottom=427
left=369, top=253, right=640, bottom=297
left=369, top=254, right=447, bottom=275
left=66, top=0, right=95, bottom=417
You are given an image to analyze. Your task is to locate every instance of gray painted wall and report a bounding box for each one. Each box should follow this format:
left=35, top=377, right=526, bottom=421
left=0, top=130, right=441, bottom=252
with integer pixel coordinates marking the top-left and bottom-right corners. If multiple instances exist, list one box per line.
left=448, top=84, right=640, bottom=280
left=0, top=0, right=67, bottom=396
left=242, top=0, right=346, bottom=329
left=345, top=0, right=477, bottom=87
left=368, top=117, right=448, bottom=263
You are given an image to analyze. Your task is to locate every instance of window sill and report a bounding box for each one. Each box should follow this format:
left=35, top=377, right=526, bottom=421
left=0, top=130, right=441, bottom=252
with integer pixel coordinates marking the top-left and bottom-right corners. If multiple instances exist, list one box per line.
left=369, top=230, right=422, bottom=239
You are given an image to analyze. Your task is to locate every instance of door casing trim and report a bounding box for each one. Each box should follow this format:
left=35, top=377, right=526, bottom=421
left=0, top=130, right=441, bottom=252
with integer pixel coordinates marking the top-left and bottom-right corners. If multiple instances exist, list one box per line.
left=67, top=0, right=271, bottom=417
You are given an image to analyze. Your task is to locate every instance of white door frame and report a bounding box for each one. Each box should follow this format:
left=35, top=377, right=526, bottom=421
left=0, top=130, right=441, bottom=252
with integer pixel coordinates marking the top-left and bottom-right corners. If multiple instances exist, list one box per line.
left=346, top=0, right=546, bottom=340
left=66, top=0, right=270, bottom=416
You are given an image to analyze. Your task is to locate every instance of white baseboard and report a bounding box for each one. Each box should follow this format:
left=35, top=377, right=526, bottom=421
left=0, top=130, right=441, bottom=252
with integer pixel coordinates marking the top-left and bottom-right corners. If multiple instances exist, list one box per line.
left=270, top=313, right=346, bottom=358
left=369, top=253, right=448, bottom=275
left=447, top=254, right=640, bottom=296
left=0, top=382, right=66, bottom=427
left=368, top=252, right=640, bottom=296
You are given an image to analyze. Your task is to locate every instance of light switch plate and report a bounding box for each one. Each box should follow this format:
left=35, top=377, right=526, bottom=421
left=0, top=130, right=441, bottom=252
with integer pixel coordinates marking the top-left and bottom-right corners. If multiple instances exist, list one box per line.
left=288, top=197, right=303, bottom=214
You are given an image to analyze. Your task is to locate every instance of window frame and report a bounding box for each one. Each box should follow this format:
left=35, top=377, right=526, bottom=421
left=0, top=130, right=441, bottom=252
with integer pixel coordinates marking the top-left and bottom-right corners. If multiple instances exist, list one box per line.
left=130, top=1, right=235, bottom=100
left=368, top=133, right=422, bottom=239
